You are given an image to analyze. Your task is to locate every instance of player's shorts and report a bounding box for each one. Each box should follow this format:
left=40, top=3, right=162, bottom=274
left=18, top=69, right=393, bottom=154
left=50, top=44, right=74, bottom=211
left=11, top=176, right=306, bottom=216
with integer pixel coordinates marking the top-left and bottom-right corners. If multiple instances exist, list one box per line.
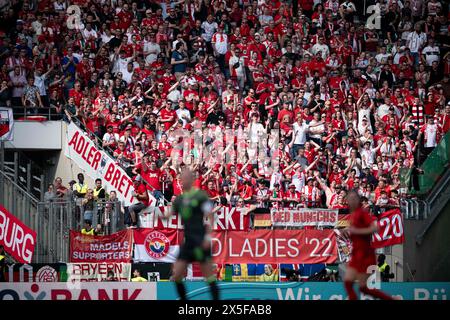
left=178, top=242, right=211, bottom=263
left=348, top=250, right=376, bottom=274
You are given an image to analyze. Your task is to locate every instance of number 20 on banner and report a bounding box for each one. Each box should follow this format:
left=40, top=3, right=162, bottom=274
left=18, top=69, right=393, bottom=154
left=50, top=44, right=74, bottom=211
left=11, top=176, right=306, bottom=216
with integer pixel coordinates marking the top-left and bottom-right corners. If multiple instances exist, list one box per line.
left=373, top=214, right=403, bottom=240
left=67, top=5, right=84, bottom=30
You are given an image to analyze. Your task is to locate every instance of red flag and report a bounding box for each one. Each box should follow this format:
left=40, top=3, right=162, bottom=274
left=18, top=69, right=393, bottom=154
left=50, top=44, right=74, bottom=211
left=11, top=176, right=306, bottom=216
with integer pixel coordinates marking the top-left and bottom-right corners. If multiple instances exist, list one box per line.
left=371, top=209, right=405, bottom=248
left=69, top=230, right=133, bottom=263
left=0, top=205, right=37, bottom=263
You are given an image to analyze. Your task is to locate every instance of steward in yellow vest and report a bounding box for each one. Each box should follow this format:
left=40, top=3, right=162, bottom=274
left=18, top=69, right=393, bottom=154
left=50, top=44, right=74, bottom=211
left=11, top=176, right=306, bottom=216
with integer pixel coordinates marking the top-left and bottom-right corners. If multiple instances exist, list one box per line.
left=93, top=179, right=107, bottom=200
left=377, top=254, right=394, bottom=282
left=74, top=173, right=88, bottom=198
left=131, top=269, right=147, bottom=282
left=81, top=220, right=96, bottom=236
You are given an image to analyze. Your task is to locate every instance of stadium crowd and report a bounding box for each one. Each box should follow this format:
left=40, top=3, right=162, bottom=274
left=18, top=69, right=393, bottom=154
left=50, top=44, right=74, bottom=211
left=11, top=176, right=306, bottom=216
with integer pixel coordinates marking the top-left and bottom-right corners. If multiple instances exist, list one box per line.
left=0, top=0, right=449, bottom=228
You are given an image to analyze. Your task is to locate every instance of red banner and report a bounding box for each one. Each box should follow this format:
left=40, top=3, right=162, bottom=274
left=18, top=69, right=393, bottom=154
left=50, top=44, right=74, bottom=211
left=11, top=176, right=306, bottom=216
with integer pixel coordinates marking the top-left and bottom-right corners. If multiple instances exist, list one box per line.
left=0, top=205, right=37, bottom=263
left=371, top=209, right=404, bottom=248
left=69, top=230, right=133, bottom=263
left=211, top=229, right=337, bottom=264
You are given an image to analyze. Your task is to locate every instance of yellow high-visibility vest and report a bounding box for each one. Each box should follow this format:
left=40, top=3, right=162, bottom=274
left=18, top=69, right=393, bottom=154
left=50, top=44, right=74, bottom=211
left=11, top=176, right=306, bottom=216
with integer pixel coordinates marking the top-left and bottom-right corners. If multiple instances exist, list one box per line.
left=131, top=276, right=147, bottom=282
left=81, top=228, right=95, bottom=236
left=93, top=187, right=104, bottom=198
left=0, top=255, right=5, bottom=262
left=75, top=183, right=88, bottom=194
left=378, top=262, right=388, bottom=272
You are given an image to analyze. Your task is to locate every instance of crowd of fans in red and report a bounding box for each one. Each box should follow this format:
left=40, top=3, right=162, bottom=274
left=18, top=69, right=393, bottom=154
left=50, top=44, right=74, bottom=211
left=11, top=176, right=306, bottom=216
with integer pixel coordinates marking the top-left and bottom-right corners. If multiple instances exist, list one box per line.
left=0, top=0, right=449, bottom=215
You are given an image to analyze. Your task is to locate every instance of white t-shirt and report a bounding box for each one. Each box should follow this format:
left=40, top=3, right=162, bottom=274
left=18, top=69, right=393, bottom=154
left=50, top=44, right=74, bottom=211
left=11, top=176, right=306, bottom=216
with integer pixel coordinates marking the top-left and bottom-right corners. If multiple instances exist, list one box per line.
left=377, top=104, right=391, bottom=119
left=292, top=121, right=309, bottom=144
left=292, top=170, right=306, bottom=192
left=31, top=21, right=42, bottom=35
left=122, top=68, right=134, bottom=84
left=211, top=33, right=228, bottom=55
left=201, top=21, right=218, bottom=42
left=308, top=120, right=324, bottom=139
left=143, top=41, right=161, bottom=65
left=229, top=55, right=245, bottom=76
left=375, top=53, right=391, bottom=64
left=82, top=28, right=98, bottom=40
left=424, top=124, right=438, bottom=148
left=113, top=56, right=133, bottom=75
left=358, top=108, right=372, bottom=127
left=248, top=122, right=265, bottom=143
left=100, top=32, right=114, bottom=44
left=167, top=89, right=181, bottom=103
left=34, top=74, right=47, bottom=96
left=407, top=32, right=427, bottom=53
left=103, top=132, right=119, bottom=145
left=361, top=148, right=375, bottom=169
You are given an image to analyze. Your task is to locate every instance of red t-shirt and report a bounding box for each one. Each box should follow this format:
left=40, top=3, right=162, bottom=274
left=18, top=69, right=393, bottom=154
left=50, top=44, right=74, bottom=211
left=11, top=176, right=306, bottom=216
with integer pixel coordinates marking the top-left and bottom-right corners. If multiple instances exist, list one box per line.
left=160, top=108, right=177, bottom=130
left=145, top=169, right=161, bottom=191
left=136, top=183, right=150, bottom=206
left=68, top=89, right=83, bottom=106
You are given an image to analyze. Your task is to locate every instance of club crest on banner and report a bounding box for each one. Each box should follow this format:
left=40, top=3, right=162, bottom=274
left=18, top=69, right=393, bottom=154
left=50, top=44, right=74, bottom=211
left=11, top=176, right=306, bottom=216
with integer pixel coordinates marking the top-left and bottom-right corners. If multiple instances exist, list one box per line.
left=144, top=231, right=170, bottom=259
left=35, top=266, right=58, bottom=282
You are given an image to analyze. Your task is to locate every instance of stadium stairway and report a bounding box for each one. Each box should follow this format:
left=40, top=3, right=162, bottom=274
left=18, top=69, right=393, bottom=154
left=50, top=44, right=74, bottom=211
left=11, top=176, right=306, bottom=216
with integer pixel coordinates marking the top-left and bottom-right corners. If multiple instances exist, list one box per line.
left=402, top=137, right=450, bottom=281
left=0, top=169, right=72, bottom=263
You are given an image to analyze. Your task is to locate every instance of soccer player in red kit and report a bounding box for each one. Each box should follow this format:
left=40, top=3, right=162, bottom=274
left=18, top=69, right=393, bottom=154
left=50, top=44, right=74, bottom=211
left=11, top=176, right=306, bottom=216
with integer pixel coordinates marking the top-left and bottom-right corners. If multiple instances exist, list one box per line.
left=343, top=191, right=394, bottom=300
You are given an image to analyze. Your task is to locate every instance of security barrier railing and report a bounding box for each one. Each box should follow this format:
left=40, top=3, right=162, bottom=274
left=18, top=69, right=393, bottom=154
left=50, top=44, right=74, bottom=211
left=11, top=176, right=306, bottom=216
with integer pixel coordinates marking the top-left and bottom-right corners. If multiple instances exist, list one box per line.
left=400, top=198, right=430, bottom=220
left=11, top=106, right=60, bottom=121
left=74, top=198, right=124, bottom=235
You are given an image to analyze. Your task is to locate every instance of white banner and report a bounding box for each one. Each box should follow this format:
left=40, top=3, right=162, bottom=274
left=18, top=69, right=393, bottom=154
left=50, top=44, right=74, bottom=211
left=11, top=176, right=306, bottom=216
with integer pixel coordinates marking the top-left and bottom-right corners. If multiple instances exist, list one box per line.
left=139, top=206, right=183, bottom=229
left=133, top=229, right=180, bottom=263
left=271, top=208, right=339, bottom=227
left=65, top=122, right=156, bottom=206
left=0, top=282, right=156, bottom=300
left=134, top=244, right=180, bottom=263
left=139, top=206, right=250, bottom=230
left=66, top=263, right=131, bottom=282
left=0, top=107, right=14, bottom=141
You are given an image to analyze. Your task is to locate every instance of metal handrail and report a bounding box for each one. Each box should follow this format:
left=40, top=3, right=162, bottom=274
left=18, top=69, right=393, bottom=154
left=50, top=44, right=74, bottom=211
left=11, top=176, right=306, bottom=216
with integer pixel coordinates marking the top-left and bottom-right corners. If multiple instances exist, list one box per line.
left=0, top=169, right=39, bottom=203
left=11, top=106, right=57, bottom=120
left=426, top=168, right=450, bottom=209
